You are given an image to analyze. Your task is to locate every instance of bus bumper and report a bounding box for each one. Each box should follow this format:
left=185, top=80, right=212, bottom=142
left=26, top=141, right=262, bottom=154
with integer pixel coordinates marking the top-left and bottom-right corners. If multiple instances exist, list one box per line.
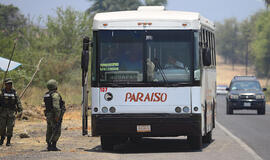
left=91, top=114, right=201, bottom=137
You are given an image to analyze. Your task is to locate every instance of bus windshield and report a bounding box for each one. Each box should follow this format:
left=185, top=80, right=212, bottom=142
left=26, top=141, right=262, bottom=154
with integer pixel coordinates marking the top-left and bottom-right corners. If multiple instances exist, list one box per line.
left=98, top=30, right=195, bottom=83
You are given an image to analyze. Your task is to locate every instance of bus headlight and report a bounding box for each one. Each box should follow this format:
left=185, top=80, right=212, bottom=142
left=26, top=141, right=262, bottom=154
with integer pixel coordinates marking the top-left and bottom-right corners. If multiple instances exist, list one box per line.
left=175, top=107, right=181, bottom=113
left=183, top=106, right=189, bottom=113
left=193, top=106, right=199, bottom=112
left=93, top=107, right=98, bottom=112
left=109, top=107, right=116, bottom=113
left=102, top=107, right=108, bottom=113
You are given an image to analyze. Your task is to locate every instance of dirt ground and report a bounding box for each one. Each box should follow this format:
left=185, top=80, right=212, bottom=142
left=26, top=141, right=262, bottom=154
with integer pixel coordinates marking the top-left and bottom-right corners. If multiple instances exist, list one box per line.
left=0, top=105, right=102, bottom=159
left=0, top=103, right=266, bottom=160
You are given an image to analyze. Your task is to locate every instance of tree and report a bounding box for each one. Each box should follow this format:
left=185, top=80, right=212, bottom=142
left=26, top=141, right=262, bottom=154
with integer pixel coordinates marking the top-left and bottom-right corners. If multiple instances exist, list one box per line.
left=87, top=0, right=167, bottom=15
left=0, top=4, right=26, bottom=34
left=46, top=7, right=92, bottom=55
left=32, top=7, right=92, bottom=84
left=265, top=0, right=270, bottom=9
left=238, top=19, right=253, bottom=75
left=251, top=11, right=270, bottom=83
left=144, top=0, right=167, bottom=6
left=1, top=7, right=93, bottom=87
left=216, top=18, right=242, bottom=69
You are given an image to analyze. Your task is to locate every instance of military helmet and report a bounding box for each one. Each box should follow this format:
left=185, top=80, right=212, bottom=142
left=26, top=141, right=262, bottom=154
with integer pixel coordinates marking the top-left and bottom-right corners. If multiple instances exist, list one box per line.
left=47, top=79, right=58, bottom=90
left=4, top=78, right=13, bottom=84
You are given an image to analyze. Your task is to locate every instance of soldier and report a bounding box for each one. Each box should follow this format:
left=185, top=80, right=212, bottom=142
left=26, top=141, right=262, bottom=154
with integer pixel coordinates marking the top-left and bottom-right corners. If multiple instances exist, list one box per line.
left=0, top=78, right=23, bottom=146
left=44, top=79, right=65, bottom=151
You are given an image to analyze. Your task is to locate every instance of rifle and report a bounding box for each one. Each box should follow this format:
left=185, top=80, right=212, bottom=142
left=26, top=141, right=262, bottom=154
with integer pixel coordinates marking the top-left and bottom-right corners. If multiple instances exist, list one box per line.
left=49, top=100, right=66, bottom=143
left=1, top=42, right=17, bottom=89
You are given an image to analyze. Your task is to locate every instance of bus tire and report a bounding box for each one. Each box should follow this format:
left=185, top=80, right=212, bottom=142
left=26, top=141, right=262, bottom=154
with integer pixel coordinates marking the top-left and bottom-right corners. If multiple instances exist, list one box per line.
left=202, top=131, right=212, bottom=143
left=101, top=136, right=114, bottom=151
left=188, top=135, right=202, bottom=150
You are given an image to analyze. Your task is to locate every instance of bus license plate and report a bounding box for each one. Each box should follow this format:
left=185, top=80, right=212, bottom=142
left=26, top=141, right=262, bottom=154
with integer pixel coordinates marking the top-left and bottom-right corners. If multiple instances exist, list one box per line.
left=244, top=102, right=251, bottom=107
left=137, top=125, right=151, bottom=132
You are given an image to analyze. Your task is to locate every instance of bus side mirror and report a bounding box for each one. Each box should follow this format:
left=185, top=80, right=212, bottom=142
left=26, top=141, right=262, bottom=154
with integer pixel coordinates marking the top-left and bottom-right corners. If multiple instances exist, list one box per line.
left=226, top=87, right=230, bottom=91
left=263, top=88, right=267, bottom=91
left=81, top=37, right=90, bottom=72
left=202, top=48, right=211, bottom=66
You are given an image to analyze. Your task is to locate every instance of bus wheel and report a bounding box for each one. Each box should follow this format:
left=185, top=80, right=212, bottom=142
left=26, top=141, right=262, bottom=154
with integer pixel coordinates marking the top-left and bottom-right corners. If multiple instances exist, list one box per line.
left=202, top=131, right=212, bottom=143
left=101, top=136, right=114, bottom=151
left=188, top=135, right=202, bottom=150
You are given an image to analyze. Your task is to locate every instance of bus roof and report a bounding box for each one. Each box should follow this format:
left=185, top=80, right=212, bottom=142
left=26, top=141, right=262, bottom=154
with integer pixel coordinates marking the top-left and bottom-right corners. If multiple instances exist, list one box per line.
left=93, top=6, right=214, bottom=31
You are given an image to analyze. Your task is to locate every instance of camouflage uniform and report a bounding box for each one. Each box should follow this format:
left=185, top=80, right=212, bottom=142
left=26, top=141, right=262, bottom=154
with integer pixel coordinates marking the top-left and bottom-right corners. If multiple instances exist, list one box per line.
left=44, top=79, right=64, bottom=151
left=0, top=78, right=23, bottom=146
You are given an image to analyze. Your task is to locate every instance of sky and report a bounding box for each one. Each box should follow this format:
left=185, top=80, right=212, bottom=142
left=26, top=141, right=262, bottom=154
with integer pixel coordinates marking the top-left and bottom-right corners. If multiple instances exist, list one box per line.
left=0, top=0, right=266, bottom=23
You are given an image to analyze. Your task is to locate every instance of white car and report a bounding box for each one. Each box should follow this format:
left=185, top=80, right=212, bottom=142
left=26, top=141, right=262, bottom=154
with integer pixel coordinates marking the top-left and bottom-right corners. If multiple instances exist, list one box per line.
left=217, top=85, right=228, bottom=95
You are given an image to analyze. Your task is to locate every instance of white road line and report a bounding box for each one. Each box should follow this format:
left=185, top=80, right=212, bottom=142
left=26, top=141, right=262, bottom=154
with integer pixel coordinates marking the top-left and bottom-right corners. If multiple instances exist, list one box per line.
left=216, top=121, right=263, bottom=160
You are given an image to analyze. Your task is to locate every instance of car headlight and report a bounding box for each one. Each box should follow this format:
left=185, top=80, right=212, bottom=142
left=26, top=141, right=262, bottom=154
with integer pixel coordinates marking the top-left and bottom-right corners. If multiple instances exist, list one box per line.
left=229, top=94, right=239, bottom=99
left=256, top=95, right=265, bottom=99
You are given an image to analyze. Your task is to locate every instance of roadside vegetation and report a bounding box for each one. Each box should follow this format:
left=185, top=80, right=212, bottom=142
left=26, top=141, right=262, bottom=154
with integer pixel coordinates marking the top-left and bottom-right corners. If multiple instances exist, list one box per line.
left=0, top=0, right=168, bottom=109
left=0, top=0, right=269, bottom=107
left=216, top=0, right=270, bottom=100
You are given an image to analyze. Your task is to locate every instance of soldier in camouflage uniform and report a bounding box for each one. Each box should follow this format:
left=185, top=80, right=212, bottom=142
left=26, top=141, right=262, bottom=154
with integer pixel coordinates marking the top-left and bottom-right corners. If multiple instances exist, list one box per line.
left=44, top=79, right=65, bottom=151
left=0, top=78, right=23, bottom=146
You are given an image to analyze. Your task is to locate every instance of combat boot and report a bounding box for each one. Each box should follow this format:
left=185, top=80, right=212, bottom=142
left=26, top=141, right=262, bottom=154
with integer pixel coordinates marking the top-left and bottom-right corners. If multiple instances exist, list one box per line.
left=47, top=142, right=52, bottom=151
left=51, top=142, right=61, bottom=151
left=6, top=136, right=11, bottom=146
left=0, top=136, right=5, bottom=146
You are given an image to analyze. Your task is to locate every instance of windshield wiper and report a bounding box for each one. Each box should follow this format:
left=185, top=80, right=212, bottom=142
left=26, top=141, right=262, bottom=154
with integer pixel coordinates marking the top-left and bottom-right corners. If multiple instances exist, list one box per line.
left=153, top=58, right=168, bottom=84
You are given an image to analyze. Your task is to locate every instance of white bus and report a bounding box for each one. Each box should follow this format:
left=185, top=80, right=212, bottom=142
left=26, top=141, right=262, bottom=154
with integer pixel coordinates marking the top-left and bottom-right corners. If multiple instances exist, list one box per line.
left=87, top=6, right=216, bottom=151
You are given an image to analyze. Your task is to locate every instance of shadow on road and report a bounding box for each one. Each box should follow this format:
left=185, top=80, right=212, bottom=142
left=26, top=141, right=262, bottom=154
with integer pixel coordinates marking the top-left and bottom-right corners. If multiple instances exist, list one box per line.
left=84, top=137, right=214, bottom=154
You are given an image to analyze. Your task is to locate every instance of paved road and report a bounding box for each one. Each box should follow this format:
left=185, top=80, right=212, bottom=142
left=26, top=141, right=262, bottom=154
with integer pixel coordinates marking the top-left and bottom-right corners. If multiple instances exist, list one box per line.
left=217, top=95, right=270, bottom=160
left=1, top=96, right=267, bottom=160
left=0, top=124, right=258, bottom=160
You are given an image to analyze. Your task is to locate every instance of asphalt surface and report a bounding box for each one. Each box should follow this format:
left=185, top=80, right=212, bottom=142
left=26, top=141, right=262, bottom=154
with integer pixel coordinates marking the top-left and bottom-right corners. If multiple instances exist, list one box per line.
left=1, top=96, right=269, bottom=160
left=217, top=95, right=270, bottom=160
left=0, top=124, right=258, bottom=160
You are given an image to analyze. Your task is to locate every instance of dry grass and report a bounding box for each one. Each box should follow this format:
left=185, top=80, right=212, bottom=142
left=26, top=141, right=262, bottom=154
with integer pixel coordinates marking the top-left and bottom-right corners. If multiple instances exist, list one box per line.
left=19, top=84, right=83, bottom=109
left=216, top=54, right=268, bottom=88
left=217, top=54, right=270, bottom=102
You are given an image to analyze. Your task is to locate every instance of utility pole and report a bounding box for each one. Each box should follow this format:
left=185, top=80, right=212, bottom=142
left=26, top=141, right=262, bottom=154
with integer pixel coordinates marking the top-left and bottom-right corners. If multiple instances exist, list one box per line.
left=245, top=42, right=248, bottom=75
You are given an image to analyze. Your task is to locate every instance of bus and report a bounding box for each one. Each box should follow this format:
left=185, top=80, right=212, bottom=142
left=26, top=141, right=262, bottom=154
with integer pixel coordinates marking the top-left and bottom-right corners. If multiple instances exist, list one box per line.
left=85, top=6, right=216, bottom=151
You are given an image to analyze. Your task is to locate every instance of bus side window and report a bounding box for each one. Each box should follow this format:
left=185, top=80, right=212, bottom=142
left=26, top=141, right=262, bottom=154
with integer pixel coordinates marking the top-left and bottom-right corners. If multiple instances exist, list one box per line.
left=201, top=29, right=212, bottom=66
left=213, top=34, right=216, bottom=66
left=208, top=31, right=213, bottom=66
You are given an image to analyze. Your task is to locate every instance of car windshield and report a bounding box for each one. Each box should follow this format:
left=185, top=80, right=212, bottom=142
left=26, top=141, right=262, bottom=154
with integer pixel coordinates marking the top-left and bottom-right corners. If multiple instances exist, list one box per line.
left=230, top=81, right=261, bottom=91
